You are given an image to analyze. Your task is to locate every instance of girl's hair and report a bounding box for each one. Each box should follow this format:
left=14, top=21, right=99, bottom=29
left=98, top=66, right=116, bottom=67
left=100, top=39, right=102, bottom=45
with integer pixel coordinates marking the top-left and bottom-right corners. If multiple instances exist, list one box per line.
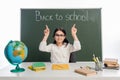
left=53, top=28, right=69, bottom=45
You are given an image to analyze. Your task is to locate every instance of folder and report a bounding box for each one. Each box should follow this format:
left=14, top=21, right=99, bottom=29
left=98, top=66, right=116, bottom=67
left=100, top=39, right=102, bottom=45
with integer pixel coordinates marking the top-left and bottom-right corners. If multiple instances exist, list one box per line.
left=52, top=64, right=69, bottom=70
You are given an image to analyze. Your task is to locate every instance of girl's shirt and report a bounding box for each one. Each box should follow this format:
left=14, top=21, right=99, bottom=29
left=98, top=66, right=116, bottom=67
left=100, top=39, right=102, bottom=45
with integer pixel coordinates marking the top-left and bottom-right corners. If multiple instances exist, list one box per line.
left=39, top=40, right=81, bottom=63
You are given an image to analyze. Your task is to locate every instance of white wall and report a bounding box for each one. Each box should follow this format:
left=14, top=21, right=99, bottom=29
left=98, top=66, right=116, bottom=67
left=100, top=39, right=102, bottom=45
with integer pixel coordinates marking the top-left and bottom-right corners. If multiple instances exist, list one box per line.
left=0, top=0, right=120, bottom=69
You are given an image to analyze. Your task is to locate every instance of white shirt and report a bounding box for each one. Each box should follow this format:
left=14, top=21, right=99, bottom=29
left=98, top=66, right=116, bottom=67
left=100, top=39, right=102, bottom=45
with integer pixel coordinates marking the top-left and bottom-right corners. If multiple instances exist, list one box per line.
left=39, top=41, right=81, bottom=63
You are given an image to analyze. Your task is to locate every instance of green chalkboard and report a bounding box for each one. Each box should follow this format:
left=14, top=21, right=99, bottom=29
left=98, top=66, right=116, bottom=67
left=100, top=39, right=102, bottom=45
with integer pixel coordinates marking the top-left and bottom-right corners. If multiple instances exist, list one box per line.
left=21, top=9, right=102, bottom=62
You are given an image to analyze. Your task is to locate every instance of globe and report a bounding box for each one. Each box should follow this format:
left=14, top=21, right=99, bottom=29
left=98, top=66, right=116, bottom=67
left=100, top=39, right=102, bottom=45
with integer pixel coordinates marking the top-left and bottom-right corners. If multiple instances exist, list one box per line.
left=4, top=40, right=28, bottom=73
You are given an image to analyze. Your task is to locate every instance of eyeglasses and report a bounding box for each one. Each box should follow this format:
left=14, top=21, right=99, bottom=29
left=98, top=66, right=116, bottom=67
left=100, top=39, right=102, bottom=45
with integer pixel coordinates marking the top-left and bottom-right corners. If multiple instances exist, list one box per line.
left=55, top=34, right=65, bottom=37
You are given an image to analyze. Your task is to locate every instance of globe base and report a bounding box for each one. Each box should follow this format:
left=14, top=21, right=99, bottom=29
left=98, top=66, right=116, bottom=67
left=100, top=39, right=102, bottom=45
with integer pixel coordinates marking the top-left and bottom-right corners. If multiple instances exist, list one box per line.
left=11, top=68, right=25, bottom=73
left=10, top=64, right=25, bottom=73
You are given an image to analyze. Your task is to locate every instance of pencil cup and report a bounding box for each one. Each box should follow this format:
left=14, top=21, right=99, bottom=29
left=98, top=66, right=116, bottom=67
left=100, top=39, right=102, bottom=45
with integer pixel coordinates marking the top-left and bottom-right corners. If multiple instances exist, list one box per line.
left=95, top=62, right=102, bottom=71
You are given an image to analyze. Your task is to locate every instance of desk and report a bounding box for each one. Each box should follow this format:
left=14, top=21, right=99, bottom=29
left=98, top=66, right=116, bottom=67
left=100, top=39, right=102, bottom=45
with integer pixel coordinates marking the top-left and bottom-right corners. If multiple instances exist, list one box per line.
left=0, top=62, right=120, bottom=80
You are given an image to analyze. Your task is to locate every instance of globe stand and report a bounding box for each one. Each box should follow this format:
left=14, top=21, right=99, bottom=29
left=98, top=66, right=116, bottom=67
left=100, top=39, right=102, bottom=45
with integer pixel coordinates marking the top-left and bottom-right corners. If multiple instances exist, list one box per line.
left=11, top=64, right=25, bottom=73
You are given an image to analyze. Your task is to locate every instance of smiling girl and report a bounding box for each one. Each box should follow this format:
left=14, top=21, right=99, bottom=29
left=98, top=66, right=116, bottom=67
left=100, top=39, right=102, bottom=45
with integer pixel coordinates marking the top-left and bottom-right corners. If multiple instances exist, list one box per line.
left=39, top=24, right=81, bottom=63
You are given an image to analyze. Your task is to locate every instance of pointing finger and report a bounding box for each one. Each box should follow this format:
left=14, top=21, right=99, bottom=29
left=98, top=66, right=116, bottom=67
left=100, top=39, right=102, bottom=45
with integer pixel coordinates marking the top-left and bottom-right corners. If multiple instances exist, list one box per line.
left=46, top=25, right=48, bottom=29
left=73, top=24, right=76, bottom=28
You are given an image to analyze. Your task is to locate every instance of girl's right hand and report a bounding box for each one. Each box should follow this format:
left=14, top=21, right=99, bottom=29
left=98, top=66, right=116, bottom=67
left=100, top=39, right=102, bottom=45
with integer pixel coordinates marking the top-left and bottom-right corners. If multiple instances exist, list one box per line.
left=44, top=25, right=50, bottom=37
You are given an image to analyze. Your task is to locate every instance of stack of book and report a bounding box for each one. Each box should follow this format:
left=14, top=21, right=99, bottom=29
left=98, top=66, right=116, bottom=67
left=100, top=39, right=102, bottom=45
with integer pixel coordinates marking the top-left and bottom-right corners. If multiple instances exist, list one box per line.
left=103, top=58, right=119, bottom=70
left=28, top=62, right=46, bottom=72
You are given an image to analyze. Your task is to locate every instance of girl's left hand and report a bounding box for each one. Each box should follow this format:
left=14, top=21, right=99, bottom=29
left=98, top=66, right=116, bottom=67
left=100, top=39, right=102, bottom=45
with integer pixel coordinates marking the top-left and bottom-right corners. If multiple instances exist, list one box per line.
left=71, top=24, right=77, bottom=36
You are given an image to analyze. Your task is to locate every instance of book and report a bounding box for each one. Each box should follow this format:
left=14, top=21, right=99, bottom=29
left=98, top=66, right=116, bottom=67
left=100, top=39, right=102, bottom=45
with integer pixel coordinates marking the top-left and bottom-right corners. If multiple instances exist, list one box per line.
left=75, top=67, right=97, bottom=76
left=32, top=62, right=45, bottom=69
left=104, top=58, right=118, bottom=65
left=28, top=66, right=46, bottom=72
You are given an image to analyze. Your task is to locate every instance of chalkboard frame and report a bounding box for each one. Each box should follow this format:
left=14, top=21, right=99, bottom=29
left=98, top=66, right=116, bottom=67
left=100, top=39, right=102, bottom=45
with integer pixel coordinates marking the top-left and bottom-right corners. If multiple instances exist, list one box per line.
left=21, top=8, right=102, bottom=62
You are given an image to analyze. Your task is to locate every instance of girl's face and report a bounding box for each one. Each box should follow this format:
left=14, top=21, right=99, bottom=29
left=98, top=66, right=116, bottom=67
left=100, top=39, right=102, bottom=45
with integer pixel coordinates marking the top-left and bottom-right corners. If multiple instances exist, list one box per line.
left=54, top=30, right=65, bottom=44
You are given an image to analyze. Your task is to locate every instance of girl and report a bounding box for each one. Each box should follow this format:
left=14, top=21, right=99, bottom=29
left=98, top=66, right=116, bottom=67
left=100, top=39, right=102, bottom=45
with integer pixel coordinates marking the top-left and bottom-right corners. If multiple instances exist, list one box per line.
left=39, top=24, right=81, bottom=63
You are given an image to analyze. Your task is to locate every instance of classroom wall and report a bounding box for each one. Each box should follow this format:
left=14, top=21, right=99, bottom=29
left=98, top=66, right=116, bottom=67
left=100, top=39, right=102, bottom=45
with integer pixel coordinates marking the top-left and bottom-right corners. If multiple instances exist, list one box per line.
left=0, top=0, right=120, bottom=68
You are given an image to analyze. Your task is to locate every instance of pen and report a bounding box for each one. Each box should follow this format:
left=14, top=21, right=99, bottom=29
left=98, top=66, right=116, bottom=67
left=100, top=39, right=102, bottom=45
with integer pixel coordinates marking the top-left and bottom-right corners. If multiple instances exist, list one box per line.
left=96, top=57, right=100, bottom=63
left=93, top=54, right=97, bottom=63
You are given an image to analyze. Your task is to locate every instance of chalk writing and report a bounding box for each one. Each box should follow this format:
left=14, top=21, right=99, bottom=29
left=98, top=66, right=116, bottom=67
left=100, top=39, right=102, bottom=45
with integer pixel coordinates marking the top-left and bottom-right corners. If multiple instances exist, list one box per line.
left=65, top=11, right=88, bottom=21
left=35, top=10, right=89, bottom=21
left=35, top=10, right=53, bottom=21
